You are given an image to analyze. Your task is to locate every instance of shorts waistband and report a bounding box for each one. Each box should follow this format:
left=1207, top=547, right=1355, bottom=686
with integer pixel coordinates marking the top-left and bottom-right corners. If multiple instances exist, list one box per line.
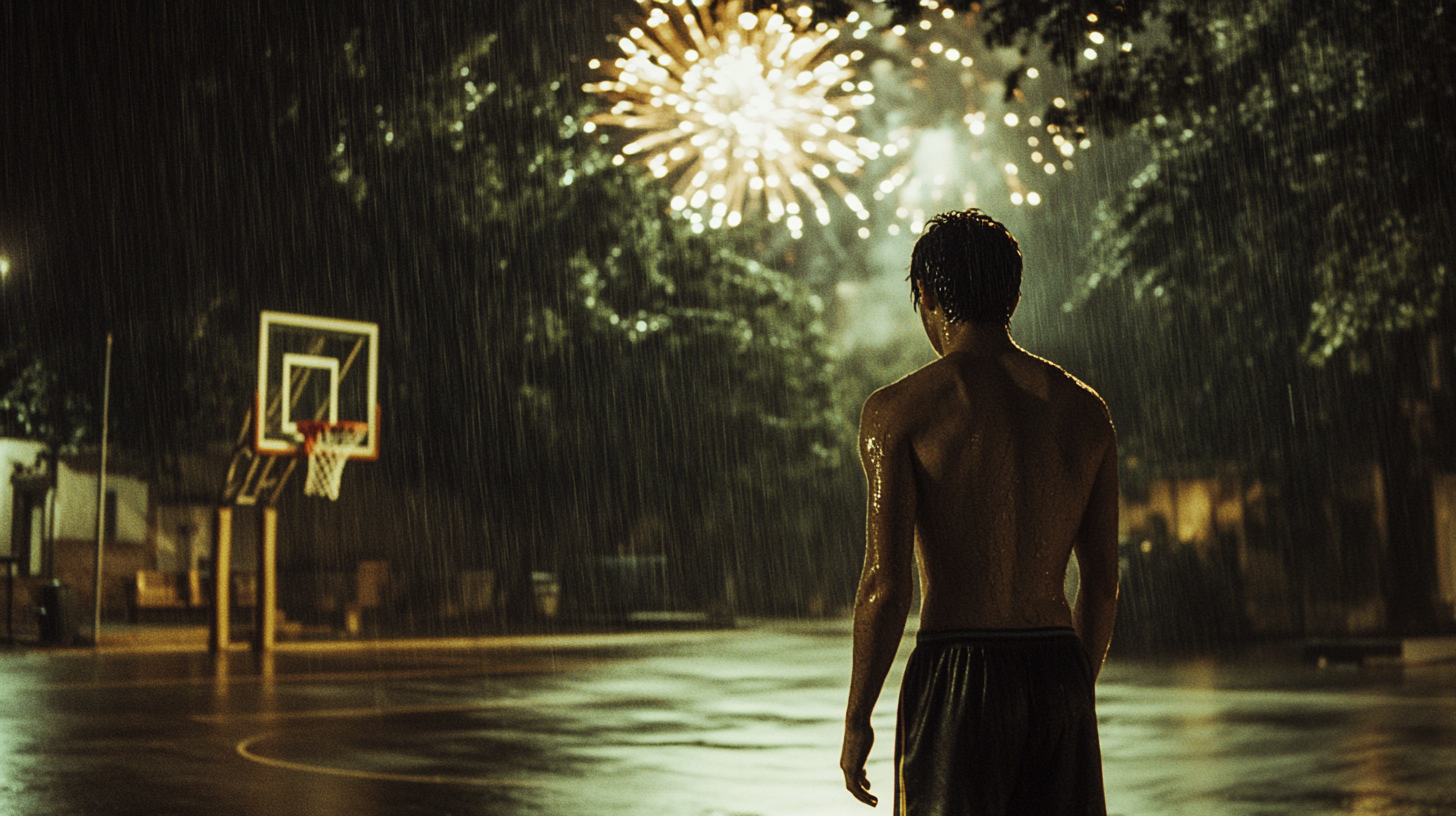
left=916, top=627, right=1078, bottom=645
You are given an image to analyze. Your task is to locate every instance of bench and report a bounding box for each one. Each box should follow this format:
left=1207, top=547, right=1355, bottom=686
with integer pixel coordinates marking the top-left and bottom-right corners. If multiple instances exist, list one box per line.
left=128, top=570, right=256, bottom=623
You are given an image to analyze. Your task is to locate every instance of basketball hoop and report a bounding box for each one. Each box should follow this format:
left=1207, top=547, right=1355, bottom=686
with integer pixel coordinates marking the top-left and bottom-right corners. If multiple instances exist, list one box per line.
left=295, top=420, right=368, bottom=500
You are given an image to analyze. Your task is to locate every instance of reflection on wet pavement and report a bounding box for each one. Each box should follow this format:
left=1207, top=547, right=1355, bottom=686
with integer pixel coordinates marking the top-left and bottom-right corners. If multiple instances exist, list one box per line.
left=2, top=620, right=1456, bottom=815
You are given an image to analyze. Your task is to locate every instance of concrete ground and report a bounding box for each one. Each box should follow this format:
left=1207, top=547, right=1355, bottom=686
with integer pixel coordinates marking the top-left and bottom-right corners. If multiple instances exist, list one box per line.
left=3, top=619, right=1456, bottom=816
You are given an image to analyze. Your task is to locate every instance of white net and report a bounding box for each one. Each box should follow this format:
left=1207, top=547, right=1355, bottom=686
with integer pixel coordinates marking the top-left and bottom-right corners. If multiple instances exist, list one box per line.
left=302, top=422, right=368, bottom=500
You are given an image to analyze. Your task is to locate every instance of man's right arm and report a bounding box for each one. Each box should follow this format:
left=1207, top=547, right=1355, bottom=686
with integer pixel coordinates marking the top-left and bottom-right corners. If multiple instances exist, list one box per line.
left=1073, top=421, right=1119, bottom=679
left=841, top=389, right=917, bottom=807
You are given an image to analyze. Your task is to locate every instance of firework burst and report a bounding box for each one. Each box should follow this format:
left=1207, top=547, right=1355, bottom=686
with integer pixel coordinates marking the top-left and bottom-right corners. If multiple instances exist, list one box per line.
left=584, top=0, right=880, bottom=238
left=872, top=0, right=1104, bottom=223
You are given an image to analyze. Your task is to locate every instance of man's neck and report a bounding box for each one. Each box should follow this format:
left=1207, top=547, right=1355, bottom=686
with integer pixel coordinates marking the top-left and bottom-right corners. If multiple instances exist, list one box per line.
left=939, top=321, right=1017, bottom=358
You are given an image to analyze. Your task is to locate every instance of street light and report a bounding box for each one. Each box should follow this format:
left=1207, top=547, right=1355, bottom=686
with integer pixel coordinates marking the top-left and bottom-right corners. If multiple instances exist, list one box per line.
left=0, top=256, right=10, bottom=279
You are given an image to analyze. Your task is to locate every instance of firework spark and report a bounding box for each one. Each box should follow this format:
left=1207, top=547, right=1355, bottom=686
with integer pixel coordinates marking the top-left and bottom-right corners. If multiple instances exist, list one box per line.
left=585, top=0, right=879, bottom=238
left=874, top=0, right=1099, bottom=217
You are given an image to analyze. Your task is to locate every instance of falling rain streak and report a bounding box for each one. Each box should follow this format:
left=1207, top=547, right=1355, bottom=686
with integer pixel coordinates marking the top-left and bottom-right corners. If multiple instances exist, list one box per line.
left=4, top=0, right=1456, bottom=813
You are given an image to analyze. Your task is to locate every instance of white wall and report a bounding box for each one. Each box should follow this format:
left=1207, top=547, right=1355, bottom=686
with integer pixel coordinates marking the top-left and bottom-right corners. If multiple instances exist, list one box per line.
left=0, top=438, right=47, bottom=558
left=154, top=504, right=214, bottom=572
left=52, top=464, right=148, bottom=543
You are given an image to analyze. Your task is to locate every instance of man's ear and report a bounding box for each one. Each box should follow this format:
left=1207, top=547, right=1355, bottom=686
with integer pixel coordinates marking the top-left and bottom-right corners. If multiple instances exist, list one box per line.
left=917, top=281, right=941, bottom=313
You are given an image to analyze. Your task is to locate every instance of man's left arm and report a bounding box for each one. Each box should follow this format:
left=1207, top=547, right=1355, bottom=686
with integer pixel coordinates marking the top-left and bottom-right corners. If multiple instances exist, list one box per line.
left=1072, top=414, right=1119, bottom=679
left=841, top=391, right=917, bottom=807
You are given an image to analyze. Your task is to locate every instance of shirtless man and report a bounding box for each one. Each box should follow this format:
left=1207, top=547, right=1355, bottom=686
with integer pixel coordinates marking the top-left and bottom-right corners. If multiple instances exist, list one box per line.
left=840, top=209, right=1119, bottom=815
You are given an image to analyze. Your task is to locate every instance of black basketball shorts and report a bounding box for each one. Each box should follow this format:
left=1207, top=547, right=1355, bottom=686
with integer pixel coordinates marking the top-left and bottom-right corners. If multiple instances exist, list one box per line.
left=894, top=627, right=1107, bottom=816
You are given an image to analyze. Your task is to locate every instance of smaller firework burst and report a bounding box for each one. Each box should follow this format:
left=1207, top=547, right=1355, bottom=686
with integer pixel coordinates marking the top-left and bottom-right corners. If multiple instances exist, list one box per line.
left=866, top=0, right=1103, bottom=225
left=584, top=0, right=880, bottom=238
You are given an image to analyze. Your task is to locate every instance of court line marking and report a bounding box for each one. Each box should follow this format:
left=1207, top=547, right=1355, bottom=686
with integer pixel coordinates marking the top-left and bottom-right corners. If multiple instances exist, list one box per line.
left=42, top=659, right=594, bottom=691
left=194, top=701, right=519, bottom=725
left=35, top=625, right=757, bottom=658
left=236, top=730, right=544, bottom=788
left=263, top=628, right=745, bottom=653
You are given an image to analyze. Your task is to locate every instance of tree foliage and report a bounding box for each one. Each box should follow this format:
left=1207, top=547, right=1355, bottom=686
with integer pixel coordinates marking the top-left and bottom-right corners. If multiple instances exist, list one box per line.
left=292, top=35, right=859, bottom=608
left=860, top=0, right=1456, bottom=369
left=1081, top=0, right=1454, bottom=368
left=2, top=5, right=859, bottom=612
left=0, top=345, right=90, bottom=452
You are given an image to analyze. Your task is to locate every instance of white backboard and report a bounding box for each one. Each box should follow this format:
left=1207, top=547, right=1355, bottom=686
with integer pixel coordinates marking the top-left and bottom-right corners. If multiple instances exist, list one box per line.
left=255, top=311, right=379, bottom=459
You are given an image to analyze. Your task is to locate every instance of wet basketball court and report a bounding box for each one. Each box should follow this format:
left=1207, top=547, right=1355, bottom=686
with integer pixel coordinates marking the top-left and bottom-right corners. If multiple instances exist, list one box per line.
left=3, top=620, right=1456, bottom=816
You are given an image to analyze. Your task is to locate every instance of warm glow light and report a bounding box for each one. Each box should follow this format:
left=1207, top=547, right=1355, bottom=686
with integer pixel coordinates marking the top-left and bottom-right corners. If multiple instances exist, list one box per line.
left=585, top=0, right=877, bottom=235
left=0, top=257, right=9, bottom=279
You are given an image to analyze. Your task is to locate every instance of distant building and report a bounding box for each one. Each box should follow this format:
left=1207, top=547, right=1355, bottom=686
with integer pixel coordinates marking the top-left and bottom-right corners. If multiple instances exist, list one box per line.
left=1, top=438, right=47, bottom=577
left=1120, top=458, right=1456, bottom=640
left=3, top=438, right=150, bottom=634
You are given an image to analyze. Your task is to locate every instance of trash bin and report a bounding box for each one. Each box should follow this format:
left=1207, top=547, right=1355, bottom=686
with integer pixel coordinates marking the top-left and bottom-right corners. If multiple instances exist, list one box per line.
left=37, top=580, right=77, bottom=646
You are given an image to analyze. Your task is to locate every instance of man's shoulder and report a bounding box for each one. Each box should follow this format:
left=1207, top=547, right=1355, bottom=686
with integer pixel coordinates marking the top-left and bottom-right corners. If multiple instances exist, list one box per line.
left=859, top=370, right=936, bottom=444
left=1026, top=352, right=1111, bottom=419
left=860, top=379, right=909, bottom=427
left=1037, top=361, right=1116, bottom=455
left=864, top=362, right=948, bottom=416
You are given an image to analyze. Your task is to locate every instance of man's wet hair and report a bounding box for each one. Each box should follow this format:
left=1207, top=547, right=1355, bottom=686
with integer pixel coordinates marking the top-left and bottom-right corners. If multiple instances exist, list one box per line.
left=909, top=209, right=1023, bottom=325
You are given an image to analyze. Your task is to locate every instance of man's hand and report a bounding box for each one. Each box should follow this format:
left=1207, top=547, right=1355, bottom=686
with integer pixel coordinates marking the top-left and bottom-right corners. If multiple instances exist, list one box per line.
left=840, top=720, right=879, bottom=807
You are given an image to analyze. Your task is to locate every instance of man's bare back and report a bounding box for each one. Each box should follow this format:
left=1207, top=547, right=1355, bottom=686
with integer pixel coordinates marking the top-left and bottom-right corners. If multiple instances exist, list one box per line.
left=868, top=345, right=1116, bottom=633
left=840, top=210, right=1117, bottom=813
